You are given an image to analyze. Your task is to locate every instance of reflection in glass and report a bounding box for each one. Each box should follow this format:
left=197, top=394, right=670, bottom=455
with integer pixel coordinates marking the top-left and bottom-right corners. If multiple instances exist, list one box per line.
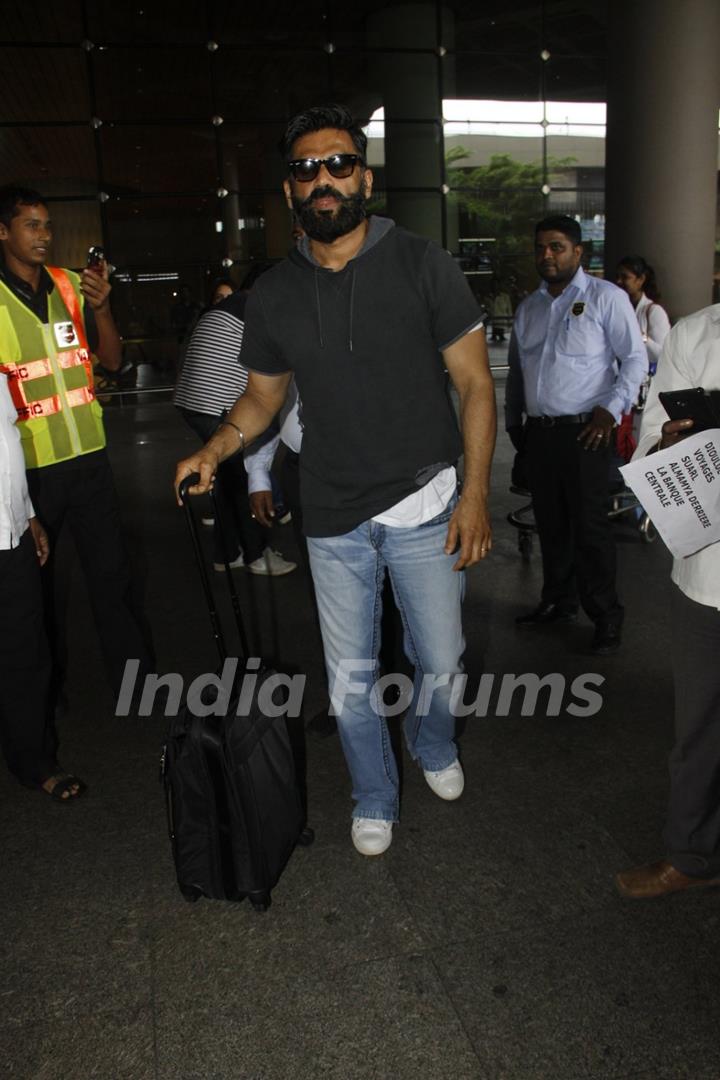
left=0, top=48, right=90, bottom=121
left=0, top=127, right=97, bottom=189
left=101, top=126, right=217, bottom=194
left=94, top=47, right=213, bottom=121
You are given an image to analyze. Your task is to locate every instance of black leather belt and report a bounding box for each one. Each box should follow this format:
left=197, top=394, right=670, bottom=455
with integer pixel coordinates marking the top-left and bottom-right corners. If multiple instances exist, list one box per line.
left=526, top=413, right=593, bottom=427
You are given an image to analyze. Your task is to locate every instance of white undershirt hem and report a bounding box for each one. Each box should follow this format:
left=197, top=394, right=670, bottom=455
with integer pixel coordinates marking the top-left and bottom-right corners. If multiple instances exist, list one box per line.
left=372, top=466, right=457, bottom=528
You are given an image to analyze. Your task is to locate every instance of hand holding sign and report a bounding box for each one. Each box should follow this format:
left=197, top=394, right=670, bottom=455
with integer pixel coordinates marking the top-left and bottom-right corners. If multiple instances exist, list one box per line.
left=620, top=428, right=720, bottom=558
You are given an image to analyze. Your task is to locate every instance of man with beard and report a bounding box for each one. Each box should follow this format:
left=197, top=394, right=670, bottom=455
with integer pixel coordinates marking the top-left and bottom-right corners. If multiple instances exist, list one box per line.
left=505, top=215, right=646, bottom=654
left=175, top=103, right=496, bottom=856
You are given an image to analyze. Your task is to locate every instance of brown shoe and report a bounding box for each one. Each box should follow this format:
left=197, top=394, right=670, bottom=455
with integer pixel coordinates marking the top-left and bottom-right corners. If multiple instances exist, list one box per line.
left=615, top=859, right=720, bottom=899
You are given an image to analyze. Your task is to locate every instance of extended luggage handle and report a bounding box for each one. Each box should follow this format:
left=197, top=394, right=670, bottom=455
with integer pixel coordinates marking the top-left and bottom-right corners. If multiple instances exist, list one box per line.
left=178, top=472, right=251, bottom=662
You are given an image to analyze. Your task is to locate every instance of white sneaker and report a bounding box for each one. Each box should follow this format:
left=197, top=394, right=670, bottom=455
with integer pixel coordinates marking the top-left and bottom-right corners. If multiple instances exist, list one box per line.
left=247, top=548, right=297, bottom=576
left=351, top=818, right=393, bottom=856
left=213, top=554, right=244, bottom=572
left=423, top=760, right=464, bottom=801
left=201, top=516, right=215, bottom=527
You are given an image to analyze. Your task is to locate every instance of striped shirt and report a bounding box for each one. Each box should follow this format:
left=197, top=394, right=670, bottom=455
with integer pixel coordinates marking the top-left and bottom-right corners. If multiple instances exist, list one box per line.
left=173, top=292, right=248, bottom=416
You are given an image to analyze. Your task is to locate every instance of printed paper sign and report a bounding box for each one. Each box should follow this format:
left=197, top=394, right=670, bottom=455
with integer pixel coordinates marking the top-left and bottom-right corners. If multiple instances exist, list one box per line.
left=620, top=428, right=720, bottom=558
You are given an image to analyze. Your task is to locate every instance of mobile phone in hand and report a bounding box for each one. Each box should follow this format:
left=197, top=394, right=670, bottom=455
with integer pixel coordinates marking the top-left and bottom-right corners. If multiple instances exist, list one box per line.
left=87, top=245, right=105, bottom=270
left=658, top=388, right=719, bottom=433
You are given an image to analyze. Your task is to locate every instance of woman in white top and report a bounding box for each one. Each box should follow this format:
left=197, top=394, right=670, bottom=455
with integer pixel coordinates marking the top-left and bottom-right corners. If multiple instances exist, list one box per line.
left=616, top=255, right=671, bottom=376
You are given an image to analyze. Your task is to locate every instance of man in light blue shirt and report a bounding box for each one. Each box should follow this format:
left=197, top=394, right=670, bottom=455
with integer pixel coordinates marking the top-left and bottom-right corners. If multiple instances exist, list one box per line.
left=505, top=215, right=647, bottom=654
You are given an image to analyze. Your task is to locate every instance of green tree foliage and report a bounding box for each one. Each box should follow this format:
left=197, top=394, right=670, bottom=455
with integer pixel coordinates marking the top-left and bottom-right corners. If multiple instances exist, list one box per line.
left=446, top=148, right=576, bottom=290
left=447, top=148, right=543, bottom=245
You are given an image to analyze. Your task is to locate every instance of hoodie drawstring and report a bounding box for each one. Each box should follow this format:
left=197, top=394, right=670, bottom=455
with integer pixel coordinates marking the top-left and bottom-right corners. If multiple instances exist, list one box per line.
left=313, top=265, right=357, bottom=352
left=314, top=269, right=324, bottom=348
left=348, top=267, right=356, bottom=353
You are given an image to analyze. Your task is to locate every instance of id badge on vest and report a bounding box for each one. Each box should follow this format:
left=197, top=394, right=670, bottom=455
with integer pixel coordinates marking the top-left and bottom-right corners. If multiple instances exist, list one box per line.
left=53, top=320, right=79, bottom=348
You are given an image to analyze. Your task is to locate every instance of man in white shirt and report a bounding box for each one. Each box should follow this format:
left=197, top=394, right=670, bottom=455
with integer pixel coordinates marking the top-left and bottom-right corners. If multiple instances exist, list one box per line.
left=506, top=215, right=647, bottom=654
left=0, top=374, right=84, bottom=800
left=615, top=305, right=720, bottom=898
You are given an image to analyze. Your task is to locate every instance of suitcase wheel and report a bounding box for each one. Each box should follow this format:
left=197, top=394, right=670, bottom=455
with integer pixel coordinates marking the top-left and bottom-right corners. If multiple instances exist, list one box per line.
left=297, top=826, right=315, bottom=847
left=249, top=890, right=271, bottom=912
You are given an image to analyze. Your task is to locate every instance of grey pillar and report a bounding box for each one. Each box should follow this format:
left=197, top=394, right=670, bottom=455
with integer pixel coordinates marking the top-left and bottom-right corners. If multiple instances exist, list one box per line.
left=605, top=0, right=720, bottom=319
left=366, top=4, right=454, bottom=246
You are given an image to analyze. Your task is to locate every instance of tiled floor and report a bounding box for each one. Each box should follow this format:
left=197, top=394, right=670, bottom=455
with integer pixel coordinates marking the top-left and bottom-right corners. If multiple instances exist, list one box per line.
left=3, top=384, right=718, bottom=1080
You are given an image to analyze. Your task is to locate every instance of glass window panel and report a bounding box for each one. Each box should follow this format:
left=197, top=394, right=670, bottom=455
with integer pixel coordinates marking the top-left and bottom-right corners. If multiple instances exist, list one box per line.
left=87, top=2, right=207, bottom=44
left=104, top=195, right=220, bottom=273
left=460, top=248, right=532, bottom=312
left=93, top=47, right=212, bottom=122
left=546, top=132, right=604, bottom=179
left=0, top=48, right=89, bottom=121
left=542, top=1, right=608, bottom=57
left=2, top=2, right=84, bottom=43
left=364, top=112, right=385, bottom=171
left=446, top=99, right=544, bottom=127
left=110, top=276, right=195, bottom=356
left=446, top=132, right=544, bottom=176
left=215, top=49, right=333, bottom=121
left=327, top=51, right=377, bottom=116
left=212, top=4, right=327, bottom=48
left=451, top=0, right=541, bottom=54
left=544, top=100, right=605, bottom=128
left=330, top=1, right=424, bottom=51
left=452, top=187, right=545, bottom=290
left=101, top=125, right=218, bottom=195
left=219, top=122, right=291, bottom=199
left=0, top=126, right=97, bottom=190
left=454, top=53, right=542, bottom=100
left=543, top=56, right=606, bottom=102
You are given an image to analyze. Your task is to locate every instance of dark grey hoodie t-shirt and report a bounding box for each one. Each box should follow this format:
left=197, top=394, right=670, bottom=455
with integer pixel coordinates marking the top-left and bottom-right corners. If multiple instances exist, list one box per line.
left=240, top=217, right=481, bottom=537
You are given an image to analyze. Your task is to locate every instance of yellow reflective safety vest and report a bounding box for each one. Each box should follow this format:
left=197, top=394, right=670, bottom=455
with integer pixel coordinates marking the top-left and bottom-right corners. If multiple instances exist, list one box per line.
left=0, top=267, right=105, bottom=469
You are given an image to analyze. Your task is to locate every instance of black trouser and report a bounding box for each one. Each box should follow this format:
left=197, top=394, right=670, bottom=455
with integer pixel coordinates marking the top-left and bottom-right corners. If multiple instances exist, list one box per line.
left=179, top=408, right=267, bottom=566
left=0, top=529, right=58, bottom=784
left=665, top=584, right=720, bottom=878
left=525, top=422, right=622, bottom=624
left=26, top=450, right=154, bottom=699
left=280, top=449, right=308, bottom=572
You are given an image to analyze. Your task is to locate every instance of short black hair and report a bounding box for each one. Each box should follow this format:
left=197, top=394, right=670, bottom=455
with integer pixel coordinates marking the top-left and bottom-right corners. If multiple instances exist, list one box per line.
left=279, top=104, right=367, bottom=163
left=0, top=185, right=46, bottom=228
left=535, top=214, right=582, bottom=246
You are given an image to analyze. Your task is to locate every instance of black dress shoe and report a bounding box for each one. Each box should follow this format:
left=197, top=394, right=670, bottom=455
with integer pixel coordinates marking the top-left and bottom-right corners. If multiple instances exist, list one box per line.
left=515, top=602, right=578, bottom=627
left=591, top=622, right=622, bottom=654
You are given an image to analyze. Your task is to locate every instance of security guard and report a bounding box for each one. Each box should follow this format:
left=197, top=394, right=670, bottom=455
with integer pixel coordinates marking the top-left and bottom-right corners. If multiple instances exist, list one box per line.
left=0, top=185, right=153, bottom=701
left=505, top=215, right=647, bottom=654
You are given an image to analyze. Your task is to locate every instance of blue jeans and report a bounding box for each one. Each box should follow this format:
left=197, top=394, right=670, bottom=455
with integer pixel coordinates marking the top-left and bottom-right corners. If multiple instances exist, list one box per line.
left=307, top=496, right=465, bottom=822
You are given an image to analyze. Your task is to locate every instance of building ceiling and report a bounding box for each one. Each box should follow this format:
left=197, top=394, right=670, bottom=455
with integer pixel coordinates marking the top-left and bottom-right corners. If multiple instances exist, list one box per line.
left=0, top=0, right=609, bottom=264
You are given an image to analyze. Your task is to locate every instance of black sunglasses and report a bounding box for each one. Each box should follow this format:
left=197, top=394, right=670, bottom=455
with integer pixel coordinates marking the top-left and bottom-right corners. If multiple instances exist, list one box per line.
left=287, top=153, right=364, bottom=182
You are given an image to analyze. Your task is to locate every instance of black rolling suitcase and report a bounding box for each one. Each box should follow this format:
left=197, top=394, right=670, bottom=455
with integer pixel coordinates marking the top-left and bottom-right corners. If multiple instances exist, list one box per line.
left=161, top=474, right=313, bottom=912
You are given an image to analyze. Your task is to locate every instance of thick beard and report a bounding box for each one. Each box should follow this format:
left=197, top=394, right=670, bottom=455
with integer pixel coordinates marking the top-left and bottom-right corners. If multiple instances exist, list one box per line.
left=293, top=185, right=368, bottom=243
